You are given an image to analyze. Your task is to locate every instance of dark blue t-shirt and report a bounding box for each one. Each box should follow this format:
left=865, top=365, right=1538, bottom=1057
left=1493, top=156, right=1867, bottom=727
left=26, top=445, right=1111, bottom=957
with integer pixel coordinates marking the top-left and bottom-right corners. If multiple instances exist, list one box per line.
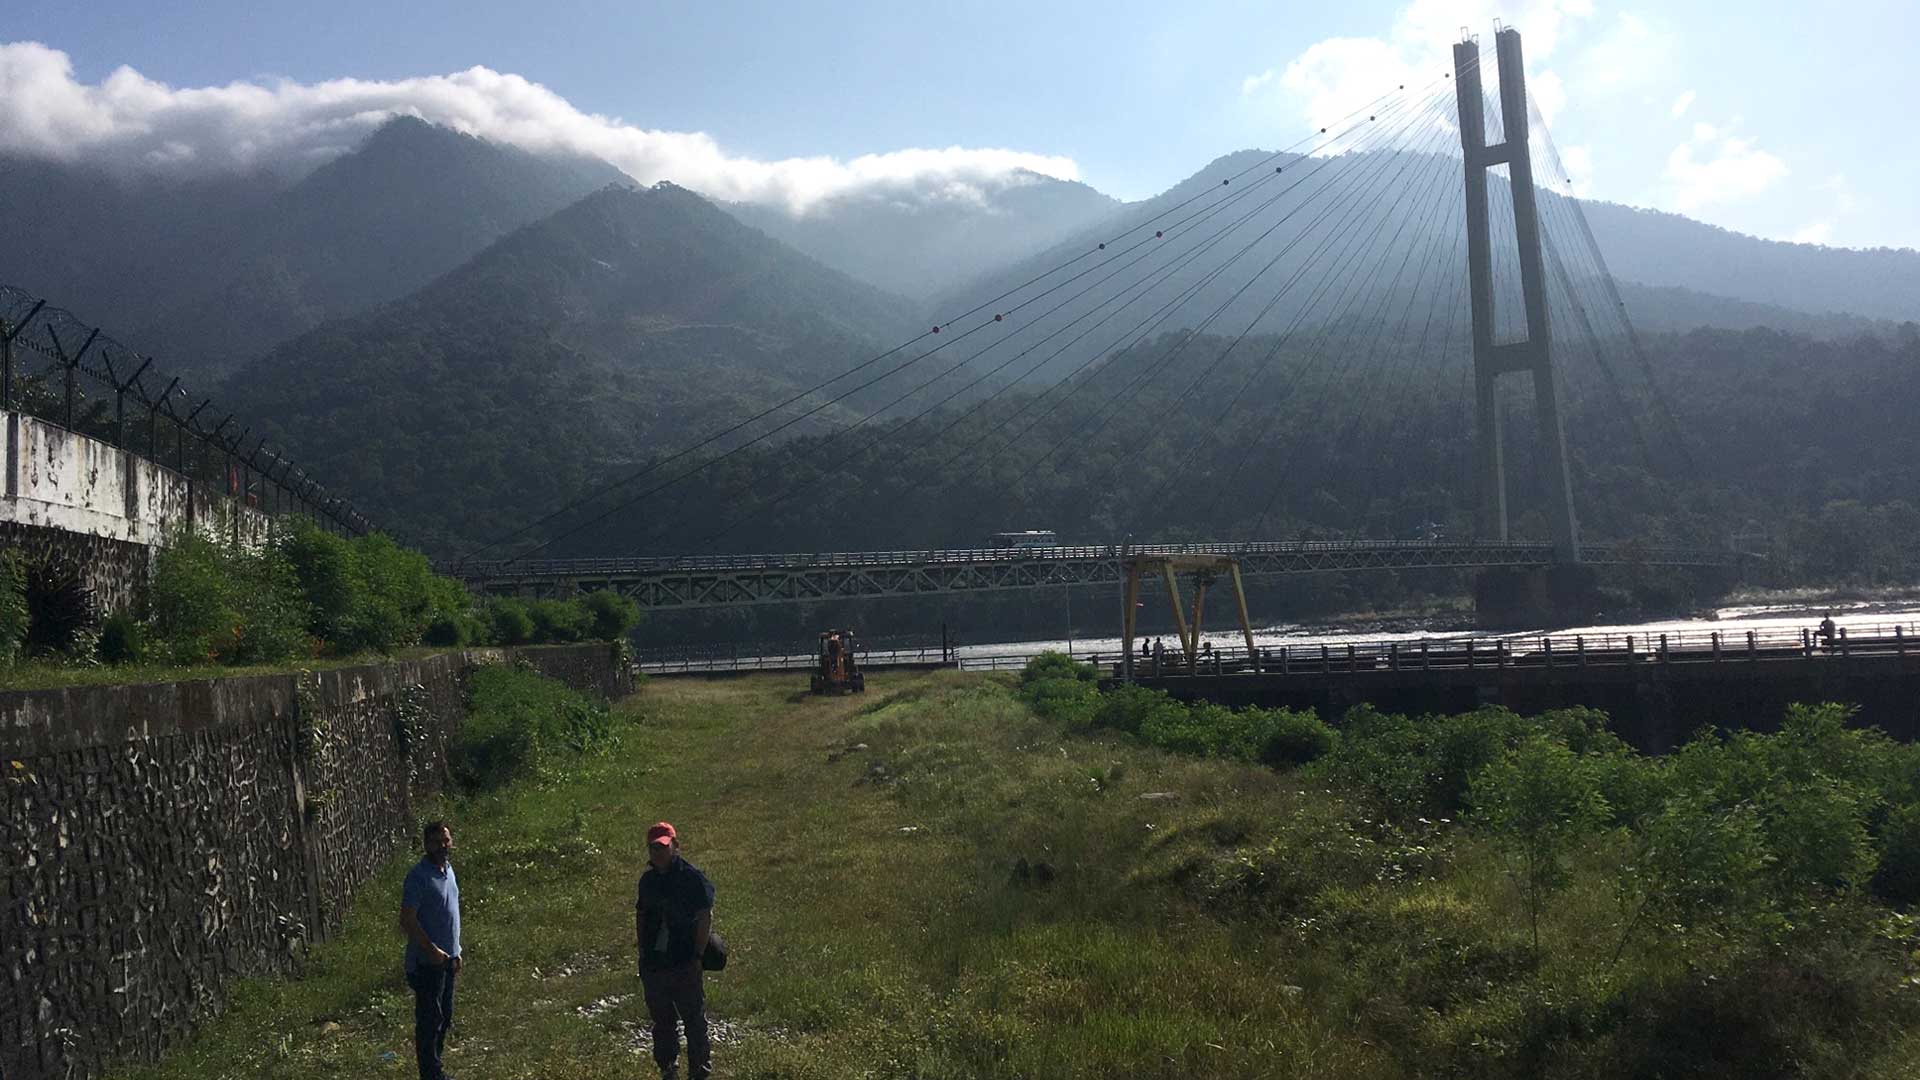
left=402, top=858, right=461, bottom=974
left=637, top=856, right=714, bottom=971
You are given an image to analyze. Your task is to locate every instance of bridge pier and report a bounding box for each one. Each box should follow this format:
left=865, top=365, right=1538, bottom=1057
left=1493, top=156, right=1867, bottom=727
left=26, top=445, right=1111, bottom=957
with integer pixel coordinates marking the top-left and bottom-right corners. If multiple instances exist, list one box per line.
left=1473, top=564, right=1600, bottom=629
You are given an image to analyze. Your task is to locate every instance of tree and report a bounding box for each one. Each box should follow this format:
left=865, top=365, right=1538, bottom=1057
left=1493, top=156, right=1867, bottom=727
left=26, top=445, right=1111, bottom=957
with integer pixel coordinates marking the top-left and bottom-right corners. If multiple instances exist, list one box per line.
left=1471, top=735, right=1610, bottom=959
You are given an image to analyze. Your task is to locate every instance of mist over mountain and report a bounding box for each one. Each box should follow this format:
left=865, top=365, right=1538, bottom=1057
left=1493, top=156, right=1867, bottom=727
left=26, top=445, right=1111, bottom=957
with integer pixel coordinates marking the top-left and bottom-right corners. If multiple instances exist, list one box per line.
left=727, top=171, right=1118, bottom=300
left=0, top=117, right=624, bottom=377
left=225, top=182, right=921, bottom=551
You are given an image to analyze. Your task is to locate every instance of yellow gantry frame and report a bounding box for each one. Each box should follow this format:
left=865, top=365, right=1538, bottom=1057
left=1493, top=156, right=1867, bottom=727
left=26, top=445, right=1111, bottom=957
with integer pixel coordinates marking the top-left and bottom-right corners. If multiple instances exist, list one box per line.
left=1120, top=555, right=1257, bottom=677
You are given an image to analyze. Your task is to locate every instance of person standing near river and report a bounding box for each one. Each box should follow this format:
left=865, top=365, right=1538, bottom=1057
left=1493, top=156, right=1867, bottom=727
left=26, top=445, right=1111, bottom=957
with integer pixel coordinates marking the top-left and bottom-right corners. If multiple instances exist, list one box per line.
left=636, top=821, right=715, bottom=1080
left=400, top=820, right=462, bottom=1080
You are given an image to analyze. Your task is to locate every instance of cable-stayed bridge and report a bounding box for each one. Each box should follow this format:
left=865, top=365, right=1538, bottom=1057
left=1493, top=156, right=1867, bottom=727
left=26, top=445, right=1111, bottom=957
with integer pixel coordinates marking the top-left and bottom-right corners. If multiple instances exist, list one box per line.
left=451, top=26, right=1737, bottom=618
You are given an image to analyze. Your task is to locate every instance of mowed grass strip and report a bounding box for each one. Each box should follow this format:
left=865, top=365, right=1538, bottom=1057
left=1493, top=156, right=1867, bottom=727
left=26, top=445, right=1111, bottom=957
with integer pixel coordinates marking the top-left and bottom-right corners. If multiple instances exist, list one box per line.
left=109, top=670, right=1390, bottom=1079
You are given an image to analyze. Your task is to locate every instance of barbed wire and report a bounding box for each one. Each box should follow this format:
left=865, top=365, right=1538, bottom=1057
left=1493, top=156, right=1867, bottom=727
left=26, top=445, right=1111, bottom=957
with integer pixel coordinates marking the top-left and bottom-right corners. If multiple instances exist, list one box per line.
left=0, top=283, right=374, bottom=537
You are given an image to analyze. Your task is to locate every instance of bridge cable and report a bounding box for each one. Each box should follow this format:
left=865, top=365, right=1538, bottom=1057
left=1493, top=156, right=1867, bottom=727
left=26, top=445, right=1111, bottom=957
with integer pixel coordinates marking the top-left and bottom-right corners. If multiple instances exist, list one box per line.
left=457, top=82, right=1430, bottom=565
left=677, top=86, right=1461, bottom=549
left=501, top=80, right=1456, bottom=560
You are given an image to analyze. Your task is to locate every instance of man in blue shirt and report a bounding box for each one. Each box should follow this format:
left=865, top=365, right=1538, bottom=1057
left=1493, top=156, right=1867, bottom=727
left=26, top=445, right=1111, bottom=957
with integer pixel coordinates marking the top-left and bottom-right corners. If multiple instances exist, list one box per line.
left=636, top=821, right=715, bottom=1080
left=400, top=820, right=462, bottom=1080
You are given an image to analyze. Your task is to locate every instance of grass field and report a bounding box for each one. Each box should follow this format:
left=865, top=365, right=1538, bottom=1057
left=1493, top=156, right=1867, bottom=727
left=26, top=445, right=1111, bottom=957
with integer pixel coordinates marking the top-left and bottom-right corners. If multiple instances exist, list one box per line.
left=109, top=670, right=1920, bottom=1080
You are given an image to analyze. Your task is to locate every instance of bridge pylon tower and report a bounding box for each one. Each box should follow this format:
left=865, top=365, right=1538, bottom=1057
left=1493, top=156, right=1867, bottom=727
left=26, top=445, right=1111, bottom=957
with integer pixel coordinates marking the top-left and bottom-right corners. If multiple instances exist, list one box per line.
left=1453, top=27, right=1580, bottom=563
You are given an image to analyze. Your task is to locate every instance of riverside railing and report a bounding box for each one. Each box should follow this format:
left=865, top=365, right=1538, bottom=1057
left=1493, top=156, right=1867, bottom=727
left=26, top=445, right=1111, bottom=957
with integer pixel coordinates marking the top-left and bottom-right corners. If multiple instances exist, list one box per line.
left=0, top=284, right=372, bottom=536
left=633, top=622, right=1920, bottom=678
left=1122, top=622, right=1920, bottom=678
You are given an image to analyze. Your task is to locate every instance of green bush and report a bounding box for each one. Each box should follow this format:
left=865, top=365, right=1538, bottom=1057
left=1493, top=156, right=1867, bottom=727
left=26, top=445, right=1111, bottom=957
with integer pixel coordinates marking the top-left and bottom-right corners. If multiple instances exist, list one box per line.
left=0, top=550, right=27, bottom=664
left=527, top=598, right=588, bottom=643
left=1020, top=650, right=1096, bottom=687
left=1871, top=802, right=1920, bottom=905
left=582, top=589, right=641, bottom=642
left=1254, top=708, right=1337, bottom=767
left=97, top=611, right=146, bottom=665
left=1092, top=684, right=1184, bottom=736
left=451, top=664, right=621, bottom=789
left=488, top=598, right=535, bottom=645
left=147, top=530, right=307, bottom=665
left=1024, top=676, right=1101, bottom=729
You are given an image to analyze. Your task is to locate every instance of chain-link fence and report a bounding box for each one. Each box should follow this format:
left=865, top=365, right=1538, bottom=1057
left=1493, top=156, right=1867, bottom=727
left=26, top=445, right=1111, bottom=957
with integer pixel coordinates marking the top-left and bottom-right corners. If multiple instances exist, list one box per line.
left=0, top=284, right=371, bottom=535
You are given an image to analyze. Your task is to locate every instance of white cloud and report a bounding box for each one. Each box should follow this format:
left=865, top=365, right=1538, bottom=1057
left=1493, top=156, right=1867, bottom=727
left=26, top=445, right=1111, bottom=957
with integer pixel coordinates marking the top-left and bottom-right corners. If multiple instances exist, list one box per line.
left=1669, top=89, right=1695, bottom=117
left=0, top=40, right=1080, bottom=214
left=1789, top=222, right=1833, bottom=245
left=1559, top=143, right=1594, bottom=193
left=1662, top=121, right=1787, bottom=212
left=1242, top=0, right=1597, bottom=151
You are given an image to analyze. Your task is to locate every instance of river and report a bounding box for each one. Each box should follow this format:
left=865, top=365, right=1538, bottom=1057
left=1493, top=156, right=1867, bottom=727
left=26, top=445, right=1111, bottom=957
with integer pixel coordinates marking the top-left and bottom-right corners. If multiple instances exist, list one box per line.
left=953, top=597, right=1920, bottom=664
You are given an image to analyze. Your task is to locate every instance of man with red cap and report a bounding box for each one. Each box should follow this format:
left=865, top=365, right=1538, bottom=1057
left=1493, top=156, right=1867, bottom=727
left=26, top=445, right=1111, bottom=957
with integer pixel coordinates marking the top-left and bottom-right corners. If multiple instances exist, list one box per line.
left=635, top=821, right=715, bottom=1080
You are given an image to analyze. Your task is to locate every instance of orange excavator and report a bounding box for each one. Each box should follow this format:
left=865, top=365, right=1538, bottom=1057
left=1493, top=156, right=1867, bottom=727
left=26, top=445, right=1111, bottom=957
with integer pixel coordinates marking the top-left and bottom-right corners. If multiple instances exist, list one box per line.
left=811, top=628, right=865, bottom=694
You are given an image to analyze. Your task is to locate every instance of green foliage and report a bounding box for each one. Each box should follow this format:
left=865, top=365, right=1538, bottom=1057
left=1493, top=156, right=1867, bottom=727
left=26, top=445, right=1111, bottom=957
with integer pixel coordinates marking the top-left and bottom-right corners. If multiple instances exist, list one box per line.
left=96, top=612, right=147, bottom=665
left=486, top=598, right=534, bottom=645
left=1019, top=650, right=1096, bottom=687
left=526, top=598, right=587, bottom=643
left=1471, top=734, right=1611, bottom=955
left=0, top=550, right=27, bottom=665
left=581, top=589, right=641, bottom=641
left=451, top=664, right=621, bottom=789
left=148, top=531, right=307, bottom=665
left=1314, top=705, right=1537, bottom=820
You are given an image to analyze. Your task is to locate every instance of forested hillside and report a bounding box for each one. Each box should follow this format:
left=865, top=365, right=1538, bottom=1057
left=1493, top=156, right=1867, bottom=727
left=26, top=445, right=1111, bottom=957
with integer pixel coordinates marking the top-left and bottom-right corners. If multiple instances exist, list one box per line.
left=0, top=117, right=625, bottom=377
left=227, top=182, right=923, bottom=552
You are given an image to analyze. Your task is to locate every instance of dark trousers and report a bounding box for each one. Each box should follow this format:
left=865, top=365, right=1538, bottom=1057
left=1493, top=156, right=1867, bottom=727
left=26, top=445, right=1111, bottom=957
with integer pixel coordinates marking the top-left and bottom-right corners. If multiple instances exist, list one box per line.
left=641, top=963, right=709, bottom=1077
left=407, top=966, right=456, bottom=1080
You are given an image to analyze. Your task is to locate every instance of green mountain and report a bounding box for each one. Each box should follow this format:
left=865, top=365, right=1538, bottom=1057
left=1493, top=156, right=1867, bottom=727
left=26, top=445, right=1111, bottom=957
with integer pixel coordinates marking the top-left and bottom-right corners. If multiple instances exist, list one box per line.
left=226, top=182, right=922, bottom=552
left=0, top=117, right=626, bottom=378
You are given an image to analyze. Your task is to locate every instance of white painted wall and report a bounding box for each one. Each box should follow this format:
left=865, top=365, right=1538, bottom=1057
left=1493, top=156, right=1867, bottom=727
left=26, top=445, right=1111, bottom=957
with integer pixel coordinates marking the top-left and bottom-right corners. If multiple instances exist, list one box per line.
left=1, top=411, right=273, bottom=548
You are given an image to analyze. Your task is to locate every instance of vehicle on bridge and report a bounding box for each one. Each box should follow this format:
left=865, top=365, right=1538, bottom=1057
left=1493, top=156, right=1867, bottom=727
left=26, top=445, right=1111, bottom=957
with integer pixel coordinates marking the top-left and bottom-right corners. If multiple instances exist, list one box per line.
left=989, top=530, right=1058, bottom=550
left=811, top=628, right=865, bottom=694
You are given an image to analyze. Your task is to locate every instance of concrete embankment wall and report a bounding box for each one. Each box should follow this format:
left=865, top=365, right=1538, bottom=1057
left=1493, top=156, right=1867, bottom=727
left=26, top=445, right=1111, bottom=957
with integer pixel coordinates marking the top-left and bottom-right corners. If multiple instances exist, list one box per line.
left=0, top=410, right=276, bottom=615
left=0, top=643, right=633, bottom=1080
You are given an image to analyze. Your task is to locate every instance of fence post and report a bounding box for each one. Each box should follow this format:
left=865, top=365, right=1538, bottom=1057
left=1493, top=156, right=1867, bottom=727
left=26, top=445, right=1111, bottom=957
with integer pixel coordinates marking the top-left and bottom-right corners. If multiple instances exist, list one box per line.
left=1711, top=632, right=1721, bottom=661
left=1346, top=643, right=1357, bottom=672
left=1576, top=635, right=1586, bottom=666
left=1466, top=640, right=1476, bottom=669
left=1898, top=626, right=1906, bottom=655
left=1389, top=642, right=1399, bottom=670
left=1659, top=633, right=1669, bottom=662
left=1626, top=634, right=1635, bottom=663
left=1421, top=641, right=1430, bottom=670
left=1746, top=630, right=1756, bottom=659
left=1543, top=637, right=1553, bottom=669
left=0, top=322, right=10, bottom=411
left=1802, top=628, right=1812, bottom=657
left=1840, top=627, right=1850, bottom=657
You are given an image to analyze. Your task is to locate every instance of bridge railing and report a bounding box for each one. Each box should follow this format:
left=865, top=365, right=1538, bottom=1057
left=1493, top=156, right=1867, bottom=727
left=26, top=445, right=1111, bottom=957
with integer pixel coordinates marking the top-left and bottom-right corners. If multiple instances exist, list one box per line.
left=457, top=539, right=1738, bottom=580
left=0, top=284, right=372, bottom=536
left=1118, top=622, right=1920, bottom=678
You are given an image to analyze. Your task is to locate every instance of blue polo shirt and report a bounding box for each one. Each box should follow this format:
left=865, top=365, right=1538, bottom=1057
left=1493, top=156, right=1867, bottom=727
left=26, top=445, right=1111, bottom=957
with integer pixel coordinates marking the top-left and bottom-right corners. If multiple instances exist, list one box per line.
left=637, top=856, right=714, bottom=971
left=402, top=857, right=461, bottom=974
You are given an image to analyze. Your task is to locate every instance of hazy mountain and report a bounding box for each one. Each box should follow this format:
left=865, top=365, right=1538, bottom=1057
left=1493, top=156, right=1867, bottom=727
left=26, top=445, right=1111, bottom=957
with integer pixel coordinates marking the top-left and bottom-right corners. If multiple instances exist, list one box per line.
left=1578, top=201, right=1920, bottom=325
left=226, top=182, right=922, bottom=551
left=0, top=117, right=626, bottom=378
left=726, top=171, right=1119, bottom=300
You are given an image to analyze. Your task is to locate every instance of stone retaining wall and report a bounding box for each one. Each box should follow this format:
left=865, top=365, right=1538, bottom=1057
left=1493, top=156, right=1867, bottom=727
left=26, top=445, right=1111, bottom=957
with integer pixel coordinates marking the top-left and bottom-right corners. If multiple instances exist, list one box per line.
left=0, top=643, right=632, bottom=1080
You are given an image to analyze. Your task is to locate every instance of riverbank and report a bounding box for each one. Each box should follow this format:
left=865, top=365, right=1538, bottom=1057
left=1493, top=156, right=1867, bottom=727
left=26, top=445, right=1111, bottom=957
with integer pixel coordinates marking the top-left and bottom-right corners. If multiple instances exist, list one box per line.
left=110, top=670, right=1920, bottom=1080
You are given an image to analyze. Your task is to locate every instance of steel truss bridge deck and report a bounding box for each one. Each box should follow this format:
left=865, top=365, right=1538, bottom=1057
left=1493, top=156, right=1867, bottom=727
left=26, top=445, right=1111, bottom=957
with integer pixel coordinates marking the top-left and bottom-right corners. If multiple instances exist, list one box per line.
left=454, top=540, right=1743, bottom=611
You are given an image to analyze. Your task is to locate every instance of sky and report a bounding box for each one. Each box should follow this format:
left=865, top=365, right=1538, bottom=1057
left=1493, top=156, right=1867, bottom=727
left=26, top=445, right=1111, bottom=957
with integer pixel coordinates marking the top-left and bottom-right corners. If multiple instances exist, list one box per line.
left=3, top=0, right=1915, bottom=249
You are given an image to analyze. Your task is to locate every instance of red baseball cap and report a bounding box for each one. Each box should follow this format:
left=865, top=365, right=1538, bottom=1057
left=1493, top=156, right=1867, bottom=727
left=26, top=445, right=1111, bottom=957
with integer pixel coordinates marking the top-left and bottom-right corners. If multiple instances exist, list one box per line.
left=646, top=821, right=677, bottom=847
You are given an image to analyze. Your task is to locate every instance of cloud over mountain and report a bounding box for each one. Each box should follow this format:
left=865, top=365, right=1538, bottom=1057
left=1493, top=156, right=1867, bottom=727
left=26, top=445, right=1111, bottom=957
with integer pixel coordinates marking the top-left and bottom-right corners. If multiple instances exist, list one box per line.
left=0, top=40, right=1079, bottom=213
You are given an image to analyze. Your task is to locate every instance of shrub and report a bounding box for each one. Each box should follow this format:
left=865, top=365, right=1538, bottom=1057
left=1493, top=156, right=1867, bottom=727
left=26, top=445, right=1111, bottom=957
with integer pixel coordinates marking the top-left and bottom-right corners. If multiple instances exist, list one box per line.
left=527, top=598, right=588, bottom=643
left=0, top=550, right=26, bottom=664
left=1025, top=676, right=1101, bottom=729
left=148, top=532, right=235, bottom=663
left=487, top=598, right=535, bottom=645
left=1254, top=708, right=1336, bottom=768
left=582, top=589, right=641, bottom=642
left=97, top=611, right=146, bottom=665
left=422, top=613, right=469, bottom=647
left=1020, top=651, right=1096, bottom=687
left=451, top=664, right=620, bottom=789
left=1470, top=734, right=1610, bottom=955
left=1093, top=684, right=1185, bottom=736
left=1871, top=802, right=1920, bottom=905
